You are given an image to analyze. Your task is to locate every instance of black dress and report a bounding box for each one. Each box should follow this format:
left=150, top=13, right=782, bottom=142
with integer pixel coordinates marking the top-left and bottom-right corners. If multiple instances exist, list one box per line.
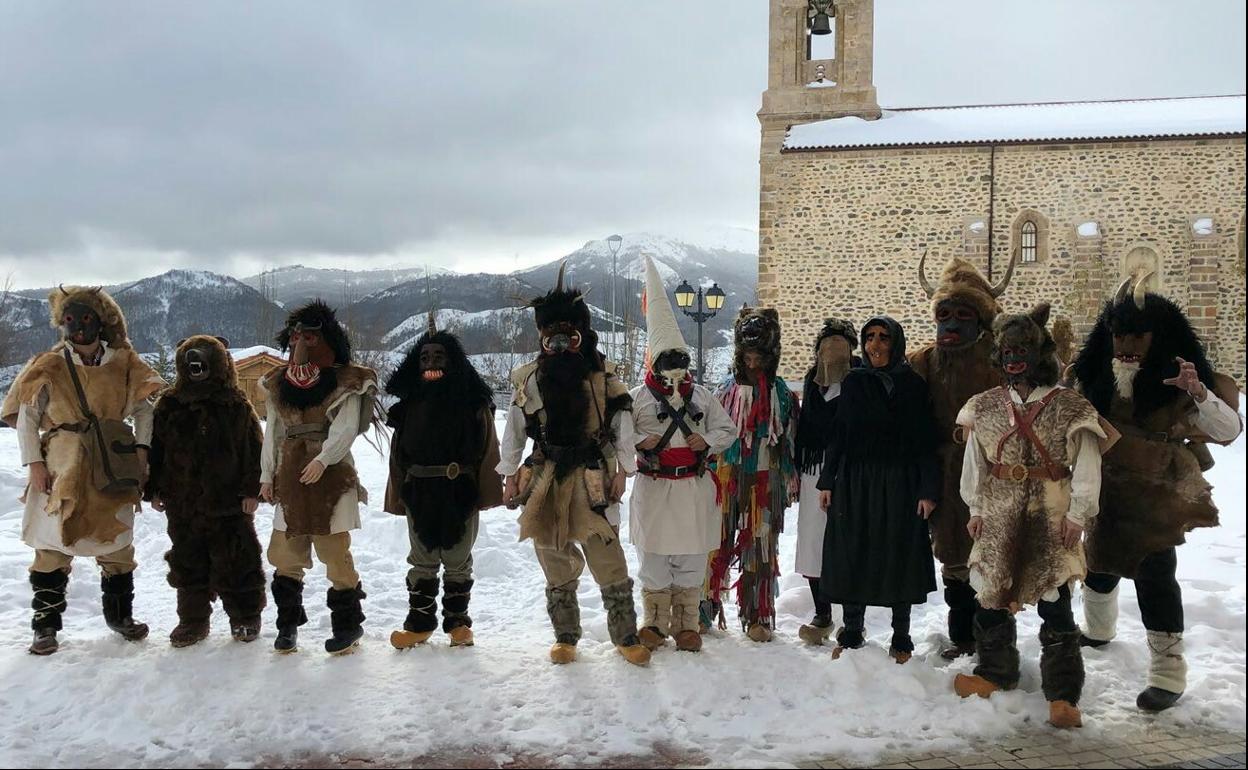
left=817, top=357, right=939, bottom=607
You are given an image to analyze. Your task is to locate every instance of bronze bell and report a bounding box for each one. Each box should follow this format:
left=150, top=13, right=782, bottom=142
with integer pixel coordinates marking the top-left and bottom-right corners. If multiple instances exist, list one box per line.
left=810, top=11, right=832, bottom=35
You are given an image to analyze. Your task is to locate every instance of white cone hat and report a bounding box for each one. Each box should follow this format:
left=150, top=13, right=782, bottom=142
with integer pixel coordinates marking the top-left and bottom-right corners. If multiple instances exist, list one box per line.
left=644, top=256, right=687, bottom=359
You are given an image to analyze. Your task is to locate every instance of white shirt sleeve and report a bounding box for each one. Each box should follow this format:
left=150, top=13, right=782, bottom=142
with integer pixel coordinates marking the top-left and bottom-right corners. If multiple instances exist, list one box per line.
left=959, top=429, right=986, bottom=519
left=496, top=403, right=528, bottom=477
left=314, top=393, right=360, bottom=468
left=1065, top=431, right=1103, bottom=527
left=700, top=390, right=738, bottom=454
left=1192, top=391, right=1243, bottom=443
left=260, top=394, right=283, bottom=485
left=16, top=389, right=49, bottom=466
left=612, top=410, right=637, bottom=475
left=131, top=396, right=155, bottom=448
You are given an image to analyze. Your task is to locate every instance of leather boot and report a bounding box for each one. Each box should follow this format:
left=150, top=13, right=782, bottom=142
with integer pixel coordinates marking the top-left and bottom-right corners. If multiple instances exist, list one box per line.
left=29, top=570, right=68, bottom=656
left=391, top=576, right=438, bottom=649
left=101, top=571, right=149, bottom=641
left=324, top=583, right=366, bottom=655
left=170, top=587, right=213, bottom=648
left=270, top=575, right=307, bottom=653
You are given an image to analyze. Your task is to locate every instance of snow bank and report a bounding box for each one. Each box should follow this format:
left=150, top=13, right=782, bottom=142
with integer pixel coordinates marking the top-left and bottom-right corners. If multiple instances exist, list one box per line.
left=0, top=413, right=1242, bottom=766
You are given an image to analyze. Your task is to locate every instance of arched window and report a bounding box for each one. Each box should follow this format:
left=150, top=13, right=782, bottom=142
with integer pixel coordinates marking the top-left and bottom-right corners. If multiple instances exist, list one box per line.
left=1020, top=220, right=1038, bottom=263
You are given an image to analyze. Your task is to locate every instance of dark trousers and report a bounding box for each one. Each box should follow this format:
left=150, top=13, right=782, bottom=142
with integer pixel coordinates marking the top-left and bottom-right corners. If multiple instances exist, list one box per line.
left=808, top=577, right=832, bottom=617
left=839, top=602, right=913, bottom=652
left=1084, top=547, right=1183, bottom=633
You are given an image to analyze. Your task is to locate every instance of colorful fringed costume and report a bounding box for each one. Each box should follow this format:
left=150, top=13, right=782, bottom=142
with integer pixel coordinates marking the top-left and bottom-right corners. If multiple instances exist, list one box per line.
left=702, top=307, right=799, bottom=636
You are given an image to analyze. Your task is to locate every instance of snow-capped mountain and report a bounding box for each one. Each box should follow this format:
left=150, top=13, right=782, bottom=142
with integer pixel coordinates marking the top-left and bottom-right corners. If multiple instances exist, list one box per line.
left=240, top=264, right=456, bottom=308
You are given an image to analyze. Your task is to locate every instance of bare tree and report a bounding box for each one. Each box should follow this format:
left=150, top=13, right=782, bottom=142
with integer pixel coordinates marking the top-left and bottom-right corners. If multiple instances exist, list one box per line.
left=0, top=273, right=15, bottom=367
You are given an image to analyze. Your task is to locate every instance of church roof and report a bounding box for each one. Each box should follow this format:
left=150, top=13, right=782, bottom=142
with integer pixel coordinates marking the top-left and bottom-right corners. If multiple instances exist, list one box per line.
left=783, top=94, right=1246, bottom=151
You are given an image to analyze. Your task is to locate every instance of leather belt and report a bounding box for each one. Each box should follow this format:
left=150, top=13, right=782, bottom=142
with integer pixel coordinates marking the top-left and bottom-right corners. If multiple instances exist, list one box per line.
left=989, top=462, right=1071, bottom=482
left=406, top=462, right=473, bottom=481
left=286, top=423, right=329, bottom=441
left=1110, top=420, right=1182, bottom=444
left=639, top=463, right=699, bottom=479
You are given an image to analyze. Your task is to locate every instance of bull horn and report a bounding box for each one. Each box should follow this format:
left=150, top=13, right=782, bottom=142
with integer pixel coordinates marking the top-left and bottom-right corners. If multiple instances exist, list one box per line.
left=426, top=309, right=437, bottom=336
left=89, top=286, right=103, bottom=294
left=1132, top=269, right=1154, bottom=310
left=58, top=284, right=69, bottom=296
left=1113, top=277, right=1132, bottom=306
left=554, top=261, right=567, bottom=293
left=989, top=248, right=1018, bottom=298
left=917, top=249, right=935, bottom=299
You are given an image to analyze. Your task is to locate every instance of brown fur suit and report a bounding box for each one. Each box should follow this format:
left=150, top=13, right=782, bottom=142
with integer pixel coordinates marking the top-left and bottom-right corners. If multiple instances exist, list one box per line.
left=146, top=335, right=266, bottom=626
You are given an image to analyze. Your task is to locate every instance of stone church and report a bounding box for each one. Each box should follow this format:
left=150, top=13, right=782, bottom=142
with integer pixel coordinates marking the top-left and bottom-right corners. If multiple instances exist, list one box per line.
left=757, top=0, right=1247, bottom=385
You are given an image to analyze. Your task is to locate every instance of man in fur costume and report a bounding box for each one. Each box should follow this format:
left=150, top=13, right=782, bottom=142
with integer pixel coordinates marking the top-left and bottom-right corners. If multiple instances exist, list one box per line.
left=384, top=312, right=503, bottom=649
left=259, top=300, right=380, bottom=655
left=792, top=317, right=858, bottom=645
left=1071, top=273, right=1241, bottom=712
left=909, top=251, right=1015, bottom=659
left=953, top=303, right=1117, bottom=729
left=702, top=306, right=799, bottom=642
left=499, top=263, right=650, bottom=666
left=146, top=335, right=266, bottom=647
left=2, top=286, right=165, bottom=655
left=627, top=258, right=736, bottom=654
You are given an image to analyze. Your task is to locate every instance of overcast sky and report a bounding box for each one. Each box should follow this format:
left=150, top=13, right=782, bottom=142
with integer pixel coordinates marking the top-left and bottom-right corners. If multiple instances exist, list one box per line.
left=1, top=0, right=1244, bottom=288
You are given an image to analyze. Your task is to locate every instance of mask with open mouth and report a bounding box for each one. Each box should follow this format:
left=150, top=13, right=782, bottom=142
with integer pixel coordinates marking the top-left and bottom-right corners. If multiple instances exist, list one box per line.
left=61, top=301, right=102, bottom=346
left=934, top=299, right=981, bottom=350
left=419, top=342, right=448, bottom=382
left=991, top=303, right=1059, bottom=388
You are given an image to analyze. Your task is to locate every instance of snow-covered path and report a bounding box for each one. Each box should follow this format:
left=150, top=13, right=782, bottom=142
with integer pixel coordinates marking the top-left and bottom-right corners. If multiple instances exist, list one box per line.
left=0, top=420, right=1242, bottom=767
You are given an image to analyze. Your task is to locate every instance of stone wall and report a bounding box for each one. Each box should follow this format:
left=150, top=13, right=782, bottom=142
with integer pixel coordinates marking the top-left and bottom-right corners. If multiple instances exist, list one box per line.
left=758, top=137, right=1247, bottom=386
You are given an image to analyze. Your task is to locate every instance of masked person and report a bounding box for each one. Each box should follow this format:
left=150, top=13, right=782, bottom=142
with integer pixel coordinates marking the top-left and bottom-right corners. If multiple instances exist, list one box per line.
left=259, top=300, right=380, bottom=655
left=2, top=286, right=165, bottom=655
left=499, top=264, right=650, bottom=667
left=145, top=335, right=266, bottom=647
left=627, top=258, right=736, bottom=654
left=1071, top=273, right=1241, bottom=712
left=817, top=317, right=938, bottom=663
left=792, top=318, right=858, bottom=645
left=384, top=313, right=502, bottom=649
left=953, top=304, right=1117, bottom=729
left=909, top=252, right=1014, bottom=660
left=703, top=307, right=800, bottom=642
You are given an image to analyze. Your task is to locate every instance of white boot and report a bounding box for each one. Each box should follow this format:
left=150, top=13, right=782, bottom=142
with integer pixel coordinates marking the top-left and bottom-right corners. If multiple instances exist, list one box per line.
left=1080, top=583, right=1119, bottom=645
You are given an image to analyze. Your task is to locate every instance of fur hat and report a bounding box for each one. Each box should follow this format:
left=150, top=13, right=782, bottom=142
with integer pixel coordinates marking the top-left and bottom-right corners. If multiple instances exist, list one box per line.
left=991, top=303, right=1059, bottom=387
left=643, top=256, right=687, bottom=359
left=529, top=261, right=592, bottom=332
left=48, top=285, right=130, bottom=349
left=918, top=250, right=1017, bottom=328
left=732, top=306, right=782, bottom=380
left=276, top=299, right=351, bottom=365
left=814, top=317, right=857, bottom=351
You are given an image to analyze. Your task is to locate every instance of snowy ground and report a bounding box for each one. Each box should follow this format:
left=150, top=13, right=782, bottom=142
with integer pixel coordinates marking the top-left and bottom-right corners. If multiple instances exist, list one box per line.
left=0, top=417, right=1243, bottom=768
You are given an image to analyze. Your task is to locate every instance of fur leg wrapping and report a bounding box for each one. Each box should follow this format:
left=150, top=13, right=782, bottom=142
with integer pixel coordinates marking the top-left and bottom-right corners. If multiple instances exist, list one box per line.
left=972, top=613, right=1021, bottom=691
left=100, top=571, right=137, bottom=624
left=1081, top=583, right=1119, bottom=643
left=1040, top=628, right=1085, bottom=706
left=441, top=578, right=473, bottom=632
left=545, top=583, right=582, bottom=644
left=601, top=578, right=641, bottom=646
left=326, top=583, right=367, bottom=638
left=671, top=586, right=703, bottom=635
left=945, top=578, right=979, bottom=647
left=1146, top=631, right=1187, bottom=694
left=270, top=575, right=308, bottom=628
left=405, top=577, right=440, bottom=634
left=30, top=570, right=68, bottom=632
left=641, top=588, right=673, bottom=636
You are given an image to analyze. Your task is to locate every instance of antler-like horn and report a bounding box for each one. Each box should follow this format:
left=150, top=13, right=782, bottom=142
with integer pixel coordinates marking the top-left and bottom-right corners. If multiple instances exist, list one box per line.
left=917, top=249, right=935, bottom=299
left=1113, top=277, right=1132, bottom=306
left=426, top=309, right=437, bottom=336
left=554, top=261, right=567, bottom=293
left=989, top=248, right=1018, bottom=298
left=1132, top=269, right=1153, bottom=311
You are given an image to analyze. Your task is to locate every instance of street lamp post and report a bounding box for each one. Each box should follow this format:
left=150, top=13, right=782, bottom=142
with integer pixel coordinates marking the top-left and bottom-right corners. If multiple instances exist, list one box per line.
left=606, top=234, right=623, bottom=361
left=673, top=279, right=726, bottom=385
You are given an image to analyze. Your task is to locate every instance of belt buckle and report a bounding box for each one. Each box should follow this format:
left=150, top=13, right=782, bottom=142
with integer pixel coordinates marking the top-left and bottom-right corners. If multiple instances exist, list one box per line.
left=446, top=462, right=461, bottom=480
left=673, top=465, right=689, bottom=476
left=1009, top=463, right=1029, bottom=482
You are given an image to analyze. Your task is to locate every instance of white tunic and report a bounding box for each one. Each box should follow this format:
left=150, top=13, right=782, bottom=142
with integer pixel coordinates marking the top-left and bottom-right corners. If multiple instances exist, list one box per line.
left=16, top=343, right=155, bottom=556
left=626, top=383, right=736, bottom=555
left=795, top=382, right=839, bottom=577
left=261, top=388, right=366, bottom=535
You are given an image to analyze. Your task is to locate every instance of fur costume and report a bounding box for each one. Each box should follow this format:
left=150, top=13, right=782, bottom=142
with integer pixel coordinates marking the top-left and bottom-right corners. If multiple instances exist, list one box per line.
left=704, top=306, right=799, bottom=633
left=2, top=287, right=164, bottom=549
left=1072, top=289, right=1240, bottom=578
left=146, top=335, right=266, bottom=631
left=910, top=253, right=1014, bottom=655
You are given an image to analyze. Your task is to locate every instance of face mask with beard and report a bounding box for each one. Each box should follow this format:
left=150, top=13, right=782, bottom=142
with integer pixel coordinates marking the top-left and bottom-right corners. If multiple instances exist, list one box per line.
left=1110, top=328, right=1152, bottom=401
left=420, top=343, right=448, bottom=383
left=814, top=335, right=852, bottom=387
left=61, top=301, right=102, bottom=346
left=934, top=300, right=981, bottom=350
left=652, top=349, right=690, bottom=389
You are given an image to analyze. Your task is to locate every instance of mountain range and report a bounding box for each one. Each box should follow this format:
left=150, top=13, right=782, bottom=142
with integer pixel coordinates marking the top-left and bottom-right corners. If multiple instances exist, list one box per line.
left=2, top=229, right=758, bottom=373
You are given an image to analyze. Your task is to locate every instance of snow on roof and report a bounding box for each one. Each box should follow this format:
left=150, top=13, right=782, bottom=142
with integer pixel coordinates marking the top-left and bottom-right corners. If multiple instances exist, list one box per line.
left=784, top=95, right=1247, bottom=151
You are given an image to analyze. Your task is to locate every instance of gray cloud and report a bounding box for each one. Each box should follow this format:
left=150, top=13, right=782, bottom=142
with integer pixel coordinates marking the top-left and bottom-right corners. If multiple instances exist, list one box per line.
left=0, top=0, right=1243, bottom=287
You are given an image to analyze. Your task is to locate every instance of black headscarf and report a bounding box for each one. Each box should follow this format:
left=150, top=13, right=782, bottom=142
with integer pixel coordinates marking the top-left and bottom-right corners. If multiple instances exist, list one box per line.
left=858, top=315, right=910, bottom=396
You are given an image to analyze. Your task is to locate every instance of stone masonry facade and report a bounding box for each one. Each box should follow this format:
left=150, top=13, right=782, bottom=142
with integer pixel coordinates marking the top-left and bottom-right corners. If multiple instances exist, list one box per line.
left=758, top=137, right=1247, bottom=384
